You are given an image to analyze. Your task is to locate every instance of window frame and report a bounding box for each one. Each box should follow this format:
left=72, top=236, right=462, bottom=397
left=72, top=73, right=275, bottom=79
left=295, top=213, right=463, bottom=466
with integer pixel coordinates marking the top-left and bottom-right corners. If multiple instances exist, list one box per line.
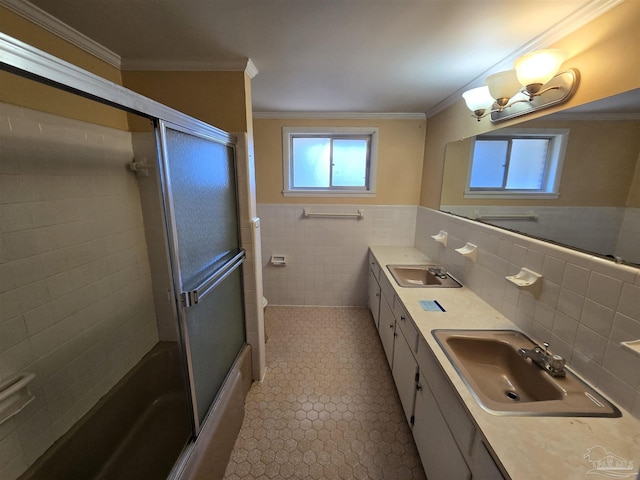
left=464, top=128, right=569, bottom=199
left=282, top=126, right=378, bottom=197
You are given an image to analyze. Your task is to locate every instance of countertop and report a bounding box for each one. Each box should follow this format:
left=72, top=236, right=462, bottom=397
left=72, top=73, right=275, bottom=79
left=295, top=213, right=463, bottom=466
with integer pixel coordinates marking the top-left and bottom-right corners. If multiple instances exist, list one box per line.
left=370, top=246, right=640, bottom=480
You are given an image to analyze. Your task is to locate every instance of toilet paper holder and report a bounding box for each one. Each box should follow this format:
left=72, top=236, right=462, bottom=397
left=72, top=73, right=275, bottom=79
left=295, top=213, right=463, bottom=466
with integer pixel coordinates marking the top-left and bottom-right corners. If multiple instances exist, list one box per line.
left=270, top=255, right=287, bottom=266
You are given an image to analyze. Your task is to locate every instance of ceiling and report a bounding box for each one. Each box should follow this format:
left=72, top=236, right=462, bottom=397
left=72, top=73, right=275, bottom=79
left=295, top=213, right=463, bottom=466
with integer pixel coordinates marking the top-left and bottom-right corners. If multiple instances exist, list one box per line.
left=22, top=0, right=615, bottom=114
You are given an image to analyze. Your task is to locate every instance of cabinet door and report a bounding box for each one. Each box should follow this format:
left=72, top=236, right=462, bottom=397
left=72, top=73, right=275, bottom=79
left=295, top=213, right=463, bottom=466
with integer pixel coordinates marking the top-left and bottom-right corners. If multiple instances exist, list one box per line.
left=470, top=433, right=506, bottom=480
left=378, top=298, right=396, bottom=368
left=392, top=329, right=418, bottom=423
left=368, top=268, right=381, bottom=329
left=413, top=381, right=471, bottom=480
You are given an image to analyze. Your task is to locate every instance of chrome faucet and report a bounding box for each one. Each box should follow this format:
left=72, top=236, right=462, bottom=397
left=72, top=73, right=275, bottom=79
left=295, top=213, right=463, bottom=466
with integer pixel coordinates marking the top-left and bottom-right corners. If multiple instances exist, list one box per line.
left=428, top=265, right=448, bottom=279
left=518, top=342, right=566, bottom=378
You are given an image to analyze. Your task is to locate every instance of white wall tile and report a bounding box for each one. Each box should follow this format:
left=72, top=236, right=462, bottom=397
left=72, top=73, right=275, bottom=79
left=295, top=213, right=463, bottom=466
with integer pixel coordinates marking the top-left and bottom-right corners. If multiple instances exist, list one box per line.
left=587, top=272, right=623, bottom=310
left=580, top=300, right=615, bottom=337
left=603, top=342, right=640, bottom=388
left=259, top=203, right=416, bottom=306
left=415, top=207, right=640, bottom=418
left=617, top=283, right=640, bottom=321
left=556, top=287, right=584, bottom=321
left=562, top=263, right=590, bottom=295
left=0, top=103, right=159, bottom=479
left=542, top=255, right=565, bottom=285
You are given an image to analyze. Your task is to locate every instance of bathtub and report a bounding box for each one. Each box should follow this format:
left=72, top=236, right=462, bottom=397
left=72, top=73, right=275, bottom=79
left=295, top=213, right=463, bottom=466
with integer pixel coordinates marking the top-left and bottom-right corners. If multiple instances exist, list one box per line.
left=20, top=342, right=192, bottom=480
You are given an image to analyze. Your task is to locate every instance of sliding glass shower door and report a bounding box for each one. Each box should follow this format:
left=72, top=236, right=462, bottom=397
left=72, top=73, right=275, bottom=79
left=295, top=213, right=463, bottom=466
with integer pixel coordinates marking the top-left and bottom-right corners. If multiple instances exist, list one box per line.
left=158, top=121, right=246, bottom=430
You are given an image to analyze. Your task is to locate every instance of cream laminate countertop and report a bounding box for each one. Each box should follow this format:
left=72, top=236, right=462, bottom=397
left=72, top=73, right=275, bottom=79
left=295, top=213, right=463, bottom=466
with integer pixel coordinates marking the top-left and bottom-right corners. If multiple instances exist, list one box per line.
left=369, top=246, right=640, bottom=480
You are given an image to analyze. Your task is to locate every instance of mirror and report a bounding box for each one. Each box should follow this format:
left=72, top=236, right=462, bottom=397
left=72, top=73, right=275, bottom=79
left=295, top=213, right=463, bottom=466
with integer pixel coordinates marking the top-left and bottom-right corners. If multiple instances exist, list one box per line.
left=441, top=88, right=640, bottom=266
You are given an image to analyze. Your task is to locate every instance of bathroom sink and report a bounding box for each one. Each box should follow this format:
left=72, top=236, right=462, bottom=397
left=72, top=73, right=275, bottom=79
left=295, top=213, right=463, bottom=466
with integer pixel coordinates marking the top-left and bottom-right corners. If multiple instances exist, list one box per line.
left=432, top=330, right=620, bottom=417
left=387, top=265, right=462, bottom=288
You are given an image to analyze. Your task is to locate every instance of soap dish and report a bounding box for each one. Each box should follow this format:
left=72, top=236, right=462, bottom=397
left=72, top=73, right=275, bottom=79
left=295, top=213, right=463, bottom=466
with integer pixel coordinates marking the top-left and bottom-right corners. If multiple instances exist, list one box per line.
left=431, top=230, right=448, bottom=247
left=505, top=268, right=542, bottom=297
left=0, top=372, right=35, bottom=425
left=621, top=340, right=640, bottom=359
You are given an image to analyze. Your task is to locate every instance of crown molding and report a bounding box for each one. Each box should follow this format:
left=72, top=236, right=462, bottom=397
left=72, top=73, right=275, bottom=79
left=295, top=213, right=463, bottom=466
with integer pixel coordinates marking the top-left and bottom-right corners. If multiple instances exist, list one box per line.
left=121, top=57, right=259, bottom=77
left=424, top=0, right=625, bottom=119
left=545, top=112, right=640, bottom=121
left=253, top=111, right=426, bottom=120
left=0, top=32, right=234, bottom=144
left=0, top=0, right=121, bottom=68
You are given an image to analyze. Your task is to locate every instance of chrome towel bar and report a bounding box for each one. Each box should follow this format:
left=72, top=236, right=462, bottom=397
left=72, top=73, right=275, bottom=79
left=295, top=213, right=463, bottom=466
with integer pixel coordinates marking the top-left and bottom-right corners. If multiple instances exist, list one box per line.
left=303, top=208, right=364, bottom=219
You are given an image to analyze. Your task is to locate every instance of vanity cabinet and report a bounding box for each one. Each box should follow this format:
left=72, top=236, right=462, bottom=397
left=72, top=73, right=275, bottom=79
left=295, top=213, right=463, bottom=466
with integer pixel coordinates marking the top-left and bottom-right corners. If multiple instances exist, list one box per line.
left=368, top=251, right=506, bottom=480
left=413, top=371, right=471, bottom=480
left=392, top=325, right=418, bottom=423
left=415, top=337, right=506, bottom=480
left=368, top=268, right=381, bottom=329
left=378, top=294, right=396, bottom=367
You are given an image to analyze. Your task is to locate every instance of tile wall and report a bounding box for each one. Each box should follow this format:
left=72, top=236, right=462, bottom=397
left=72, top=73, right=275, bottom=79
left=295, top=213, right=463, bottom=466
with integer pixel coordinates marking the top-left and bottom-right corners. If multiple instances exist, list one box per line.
left=415, top=207, right=640, bottom=417
left=257, top=204, right=417, bottom=306
left=0, top=103, right=159, bottom=479
left=132, top=132, right=179, bottom=341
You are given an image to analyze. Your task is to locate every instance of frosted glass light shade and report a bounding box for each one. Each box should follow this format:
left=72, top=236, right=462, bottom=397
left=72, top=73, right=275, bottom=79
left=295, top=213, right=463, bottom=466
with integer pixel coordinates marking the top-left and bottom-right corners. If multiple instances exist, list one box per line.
left=514, top=49, right=567, bottom=88
left=486, top=70, right=521, bottom=105
left=462, top=86, right=494, bottom=112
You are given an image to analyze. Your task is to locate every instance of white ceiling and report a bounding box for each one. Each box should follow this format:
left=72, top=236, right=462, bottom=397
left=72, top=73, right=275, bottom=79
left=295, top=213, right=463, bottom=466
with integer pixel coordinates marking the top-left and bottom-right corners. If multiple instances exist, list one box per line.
left=20, top=0, right=618, bottom=114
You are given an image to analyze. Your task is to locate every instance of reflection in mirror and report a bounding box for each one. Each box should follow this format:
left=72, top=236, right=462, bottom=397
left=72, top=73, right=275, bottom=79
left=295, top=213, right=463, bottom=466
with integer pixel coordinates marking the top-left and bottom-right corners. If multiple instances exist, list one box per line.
left=441, top=88, right=640, bottom=266
left=0, top=71, right=192, bottom=479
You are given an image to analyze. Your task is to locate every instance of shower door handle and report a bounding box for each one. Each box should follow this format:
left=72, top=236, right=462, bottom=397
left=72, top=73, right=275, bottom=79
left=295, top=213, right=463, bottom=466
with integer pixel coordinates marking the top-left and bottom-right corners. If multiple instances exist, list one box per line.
left=180, top=250, right=245, bottom=308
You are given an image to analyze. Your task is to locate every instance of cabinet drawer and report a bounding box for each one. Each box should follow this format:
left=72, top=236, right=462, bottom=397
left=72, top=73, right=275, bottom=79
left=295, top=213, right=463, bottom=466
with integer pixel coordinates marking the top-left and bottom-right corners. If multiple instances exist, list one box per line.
left=393, top=299, right=418, bottom=352
left=368, top=251, right=381, bottom=280
left=417, top=338, right=474, bottom=456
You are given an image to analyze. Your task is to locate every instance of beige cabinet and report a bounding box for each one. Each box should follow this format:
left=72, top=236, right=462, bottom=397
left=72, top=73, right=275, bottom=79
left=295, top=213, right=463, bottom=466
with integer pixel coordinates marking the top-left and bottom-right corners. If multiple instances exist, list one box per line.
left=392, top=327, right=418, bottom=424
left=368, top=251, right=506, bottom=479
left=367, top=266, right=381, bottom=329
left=413, top=374, right=471, bottom=480
left=378, top=296, right=396, bottom=367
left=415, top=337, right=506, bottom=480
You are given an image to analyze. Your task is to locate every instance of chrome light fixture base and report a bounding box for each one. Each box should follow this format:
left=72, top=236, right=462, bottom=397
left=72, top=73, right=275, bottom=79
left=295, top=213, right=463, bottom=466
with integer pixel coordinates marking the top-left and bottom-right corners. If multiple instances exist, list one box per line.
left=490, top=68, right=580, bottom=123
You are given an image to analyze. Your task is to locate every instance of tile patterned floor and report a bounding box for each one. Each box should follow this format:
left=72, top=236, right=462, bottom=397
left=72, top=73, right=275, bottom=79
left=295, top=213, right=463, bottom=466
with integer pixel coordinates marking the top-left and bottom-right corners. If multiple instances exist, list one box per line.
left=223, top=306, right=427, bottom=480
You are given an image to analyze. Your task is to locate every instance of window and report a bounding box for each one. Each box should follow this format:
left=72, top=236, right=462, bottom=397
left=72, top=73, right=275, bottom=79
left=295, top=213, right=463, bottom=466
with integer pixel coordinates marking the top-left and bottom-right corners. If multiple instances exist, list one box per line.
left=465, top=129, right=569, bottom=199
left=282, top=127, right=378, bottom=197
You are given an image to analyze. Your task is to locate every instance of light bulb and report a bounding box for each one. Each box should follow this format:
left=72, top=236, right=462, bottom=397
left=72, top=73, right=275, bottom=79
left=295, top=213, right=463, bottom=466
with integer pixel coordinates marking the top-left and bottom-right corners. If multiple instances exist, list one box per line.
left=515, top=49, right=567, bottom=95
left=486, top=70, right=522, bottom=108
left=462, top=86, right=494, bottom=120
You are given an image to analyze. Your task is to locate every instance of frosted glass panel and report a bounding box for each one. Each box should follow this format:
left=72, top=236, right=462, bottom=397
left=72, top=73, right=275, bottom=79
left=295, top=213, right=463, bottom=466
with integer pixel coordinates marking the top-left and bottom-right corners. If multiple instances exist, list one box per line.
left=292, top=137, right=330, bottom=187
left=470, top=140, right=508, bottom=188
left=186, top=266, right=245, bottom=424
left=332, top=139, right=367, bottom=187
left=164, top=127, right=239, bottom=289
left=506, top=138, right=548, bottom=189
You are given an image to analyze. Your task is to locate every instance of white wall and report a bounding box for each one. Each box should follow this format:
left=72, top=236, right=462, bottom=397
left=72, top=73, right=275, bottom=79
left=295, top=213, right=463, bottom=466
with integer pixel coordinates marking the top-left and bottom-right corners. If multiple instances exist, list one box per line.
left=258, top=203, right=417, bottom=306
left=416, top=207, right=640, bottom=417
left=0, top=103, right=159, bottom=479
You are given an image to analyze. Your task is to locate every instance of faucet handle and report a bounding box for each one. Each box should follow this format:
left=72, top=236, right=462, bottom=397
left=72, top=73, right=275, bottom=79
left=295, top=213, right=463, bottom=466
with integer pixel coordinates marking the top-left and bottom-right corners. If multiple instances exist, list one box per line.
left=542, top=342, right=549, bottom=355
left=549, top=354, right=566, bottom=371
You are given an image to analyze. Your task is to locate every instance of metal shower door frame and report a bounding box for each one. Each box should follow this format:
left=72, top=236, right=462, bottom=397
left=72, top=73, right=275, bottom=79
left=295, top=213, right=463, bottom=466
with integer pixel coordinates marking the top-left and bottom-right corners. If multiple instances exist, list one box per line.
left=155, top=119, right=245, bottom=433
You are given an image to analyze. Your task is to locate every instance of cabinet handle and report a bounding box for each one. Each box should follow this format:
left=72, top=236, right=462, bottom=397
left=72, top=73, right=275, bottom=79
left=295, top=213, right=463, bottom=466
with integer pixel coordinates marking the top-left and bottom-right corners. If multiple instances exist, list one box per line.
left=389, top=324, right=394, bottom=329
left=376, top=293, right=380, bottom=297
left=416, top=383, right=423, bottom=391
left=400, top=315, right=406, bottom=321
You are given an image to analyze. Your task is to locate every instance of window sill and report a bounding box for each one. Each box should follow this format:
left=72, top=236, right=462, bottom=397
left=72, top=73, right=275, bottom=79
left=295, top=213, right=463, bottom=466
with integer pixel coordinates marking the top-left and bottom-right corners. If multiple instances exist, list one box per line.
left=463, top=192, right=560, bottom=200
left=283, top=190, right=376, bottom=198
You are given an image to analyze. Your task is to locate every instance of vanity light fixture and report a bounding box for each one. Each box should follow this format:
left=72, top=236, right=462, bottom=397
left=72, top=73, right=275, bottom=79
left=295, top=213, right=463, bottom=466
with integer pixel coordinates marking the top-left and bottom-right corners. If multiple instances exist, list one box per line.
left=462, top=49, right=579, bottom=123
